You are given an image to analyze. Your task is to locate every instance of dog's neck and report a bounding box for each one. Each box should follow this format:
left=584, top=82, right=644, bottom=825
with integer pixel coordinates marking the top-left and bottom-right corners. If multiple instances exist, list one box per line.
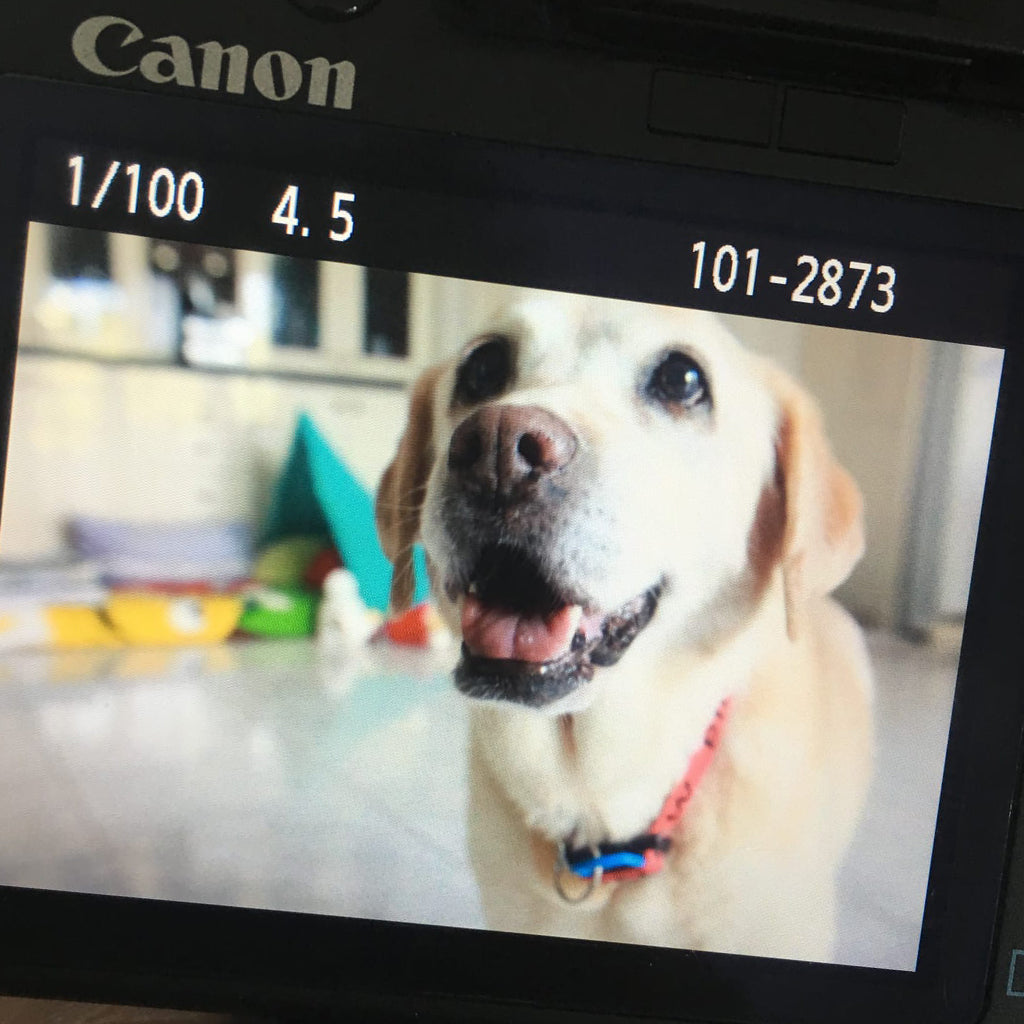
left=558, top=713, right=577, bottom=763
left=469, top=575, right=789, bottom=846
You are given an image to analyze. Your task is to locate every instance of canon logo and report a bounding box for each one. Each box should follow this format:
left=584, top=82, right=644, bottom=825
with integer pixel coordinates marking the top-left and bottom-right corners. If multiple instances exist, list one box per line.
left=72, top=15, right=355, bottom=110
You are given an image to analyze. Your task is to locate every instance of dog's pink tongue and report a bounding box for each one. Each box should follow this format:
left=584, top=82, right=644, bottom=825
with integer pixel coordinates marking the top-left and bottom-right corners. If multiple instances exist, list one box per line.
left=462, top=595, right=579, bottom=663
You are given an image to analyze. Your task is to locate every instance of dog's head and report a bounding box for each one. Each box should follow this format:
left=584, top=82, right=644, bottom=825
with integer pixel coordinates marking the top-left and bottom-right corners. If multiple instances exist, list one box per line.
left=376, top=296, right=863, bottom=712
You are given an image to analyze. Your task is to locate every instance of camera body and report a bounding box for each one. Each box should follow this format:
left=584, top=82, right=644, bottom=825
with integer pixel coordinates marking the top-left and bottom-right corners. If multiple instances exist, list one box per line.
left=15, top=0, right=1024, bottom=207
left=2, top=3, right=1024, bottom=1023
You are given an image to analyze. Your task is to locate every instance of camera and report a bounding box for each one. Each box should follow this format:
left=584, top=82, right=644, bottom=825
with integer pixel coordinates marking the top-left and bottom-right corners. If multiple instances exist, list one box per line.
left=2, top=2, right=1024, bottom=1022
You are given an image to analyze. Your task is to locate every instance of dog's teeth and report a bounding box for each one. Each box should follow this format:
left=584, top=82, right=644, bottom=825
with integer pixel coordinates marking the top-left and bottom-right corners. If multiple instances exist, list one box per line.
left=567, top=605, right=583, bottom=631
left=467, top=582, right=478, bottom=595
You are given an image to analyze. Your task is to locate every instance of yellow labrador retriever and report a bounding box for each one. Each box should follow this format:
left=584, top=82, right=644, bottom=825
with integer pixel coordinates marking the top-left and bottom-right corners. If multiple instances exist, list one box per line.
left=376, top=296, right=873, bottom=960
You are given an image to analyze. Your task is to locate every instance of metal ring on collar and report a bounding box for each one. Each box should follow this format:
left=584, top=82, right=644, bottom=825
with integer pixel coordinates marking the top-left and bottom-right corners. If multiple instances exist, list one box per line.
left=553, top=842, right=602, bottom=903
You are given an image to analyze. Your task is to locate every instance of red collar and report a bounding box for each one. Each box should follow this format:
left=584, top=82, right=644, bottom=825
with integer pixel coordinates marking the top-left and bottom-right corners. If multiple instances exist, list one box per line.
left=556, top=698, right=732, bottom=897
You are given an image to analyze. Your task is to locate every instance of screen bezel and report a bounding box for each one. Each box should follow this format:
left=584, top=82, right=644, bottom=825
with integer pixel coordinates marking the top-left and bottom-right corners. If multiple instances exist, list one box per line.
left=0, top=75, right=1023, bottom=1024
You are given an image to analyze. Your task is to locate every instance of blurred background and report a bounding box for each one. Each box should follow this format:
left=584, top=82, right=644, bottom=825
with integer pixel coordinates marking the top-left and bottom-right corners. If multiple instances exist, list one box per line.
left=7, top=224, right=1000, bottom=635
left=0, top=223, right=1003, bottom=970
left=724, top=312, right=1002, bottom=638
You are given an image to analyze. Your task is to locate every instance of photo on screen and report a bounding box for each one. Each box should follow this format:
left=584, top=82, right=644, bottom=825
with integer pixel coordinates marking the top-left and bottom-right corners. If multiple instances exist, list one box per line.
left=0, top=223, right=1004, bottom=971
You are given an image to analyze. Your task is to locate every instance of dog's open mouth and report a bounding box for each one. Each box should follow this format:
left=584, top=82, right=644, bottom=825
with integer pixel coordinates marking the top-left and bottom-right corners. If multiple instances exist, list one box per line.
left=452, top=544, right=662, bottom=708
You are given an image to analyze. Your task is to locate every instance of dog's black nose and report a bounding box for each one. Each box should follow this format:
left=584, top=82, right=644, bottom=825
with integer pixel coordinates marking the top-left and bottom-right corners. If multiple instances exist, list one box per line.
left=448, top=405, right=578, bottom=507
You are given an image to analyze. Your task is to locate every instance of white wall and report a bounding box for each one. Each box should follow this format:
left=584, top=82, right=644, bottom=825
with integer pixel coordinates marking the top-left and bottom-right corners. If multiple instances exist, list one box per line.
left=0, top=355, right=409, bottom=560
left=3, top=252, right=529, bottom=564
left=936, top=345, right=1004, bottom=617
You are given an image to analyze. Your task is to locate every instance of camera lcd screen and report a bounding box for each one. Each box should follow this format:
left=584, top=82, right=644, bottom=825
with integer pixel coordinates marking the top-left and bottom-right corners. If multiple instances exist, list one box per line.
left=0, top=79, right=1022, bottom=1024
left=0, top=222, right=1003, bottom=975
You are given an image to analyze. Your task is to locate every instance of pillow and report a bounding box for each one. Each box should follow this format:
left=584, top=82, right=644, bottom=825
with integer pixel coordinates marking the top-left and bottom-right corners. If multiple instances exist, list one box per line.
left=70, top=517, right=253, bottom=588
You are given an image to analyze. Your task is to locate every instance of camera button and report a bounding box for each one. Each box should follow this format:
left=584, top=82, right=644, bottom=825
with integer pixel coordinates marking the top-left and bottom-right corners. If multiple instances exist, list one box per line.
left=779, top=88, right=904, bottom=165
left=648, top=70, right=777, bottom=148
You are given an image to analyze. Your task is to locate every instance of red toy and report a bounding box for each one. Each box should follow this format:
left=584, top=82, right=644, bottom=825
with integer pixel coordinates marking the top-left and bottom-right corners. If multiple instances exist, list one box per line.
left=378, top=604, right=433, bottom=647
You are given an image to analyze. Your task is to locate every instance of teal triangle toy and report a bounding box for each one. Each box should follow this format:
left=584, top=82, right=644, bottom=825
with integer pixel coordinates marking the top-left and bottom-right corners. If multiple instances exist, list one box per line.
left=260, top=412, right=429, bottom=613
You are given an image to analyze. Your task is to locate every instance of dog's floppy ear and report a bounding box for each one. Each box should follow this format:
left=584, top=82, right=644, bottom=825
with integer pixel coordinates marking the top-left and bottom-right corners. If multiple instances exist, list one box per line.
left=375, top=367, right=442, bottom=613
left=770, top=369, right=864, bottom=640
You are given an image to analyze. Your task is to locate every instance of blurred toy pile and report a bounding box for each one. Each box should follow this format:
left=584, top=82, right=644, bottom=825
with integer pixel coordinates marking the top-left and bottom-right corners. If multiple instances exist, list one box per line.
left=0, top=414, right=449, bottom=654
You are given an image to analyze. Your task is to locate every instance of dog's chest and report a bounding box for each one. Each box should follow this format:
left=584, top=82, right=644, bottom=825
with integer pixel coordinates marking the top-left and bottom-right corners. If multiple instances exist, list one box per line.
left=471, top=707, right=596, bottom=840
left=470, top=694, right=718, bottom=846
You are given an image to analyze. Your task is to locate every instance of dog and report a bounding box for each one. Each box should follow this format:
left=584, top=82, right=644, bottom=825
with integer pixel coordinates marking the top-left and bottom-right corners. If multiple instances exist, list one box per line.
left=375, top=295, right=873, bottom=960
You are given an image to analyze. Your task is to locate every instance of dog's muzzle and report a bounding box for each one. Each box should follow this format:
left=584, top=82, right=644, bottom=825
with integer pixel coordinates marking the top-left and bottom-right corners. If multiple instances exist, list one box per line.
left=440, top=402, right=663, bottom=708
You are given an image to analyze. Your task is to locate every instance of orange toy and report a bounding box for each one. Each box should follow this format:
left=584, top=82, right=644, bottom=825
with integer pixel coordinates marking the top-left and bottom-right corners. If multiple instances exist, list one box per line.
left=380, top=601, right=459, bottom=648
left=381, top=604, right=432, bottom=646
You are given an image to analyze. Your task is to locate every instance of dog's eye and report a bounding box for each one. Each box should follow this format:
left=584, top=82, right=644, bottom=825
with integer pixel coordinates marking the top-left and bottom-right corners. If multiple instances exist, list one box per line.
left=454, top=335, right=513, bottom=405
left=646, top=351, right=710, bottom=411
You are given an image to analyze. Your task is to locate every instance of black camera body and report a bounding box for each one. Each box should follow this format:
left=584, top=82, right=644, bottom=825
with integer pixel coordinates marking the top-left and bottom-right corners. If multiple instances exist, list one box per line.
left=3, top=3, right=1024, bottom=1023
left=15, top=0, right=1024, bottom=206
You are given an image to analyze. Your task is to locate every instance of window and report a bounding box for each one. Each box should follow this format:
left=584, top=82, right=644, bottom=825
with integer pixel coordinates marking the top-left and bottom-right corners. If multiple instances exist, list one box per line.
left=20, top=225, right=427, bottom=382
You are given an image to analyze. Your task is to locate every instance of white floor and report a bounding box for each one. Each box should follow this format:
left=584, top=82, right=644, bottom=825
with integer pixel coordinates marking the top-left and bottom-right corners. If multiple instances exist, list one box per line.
left=0, top=628, right=959, bottom=970
left=835, top=630, right=958, bottom=968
